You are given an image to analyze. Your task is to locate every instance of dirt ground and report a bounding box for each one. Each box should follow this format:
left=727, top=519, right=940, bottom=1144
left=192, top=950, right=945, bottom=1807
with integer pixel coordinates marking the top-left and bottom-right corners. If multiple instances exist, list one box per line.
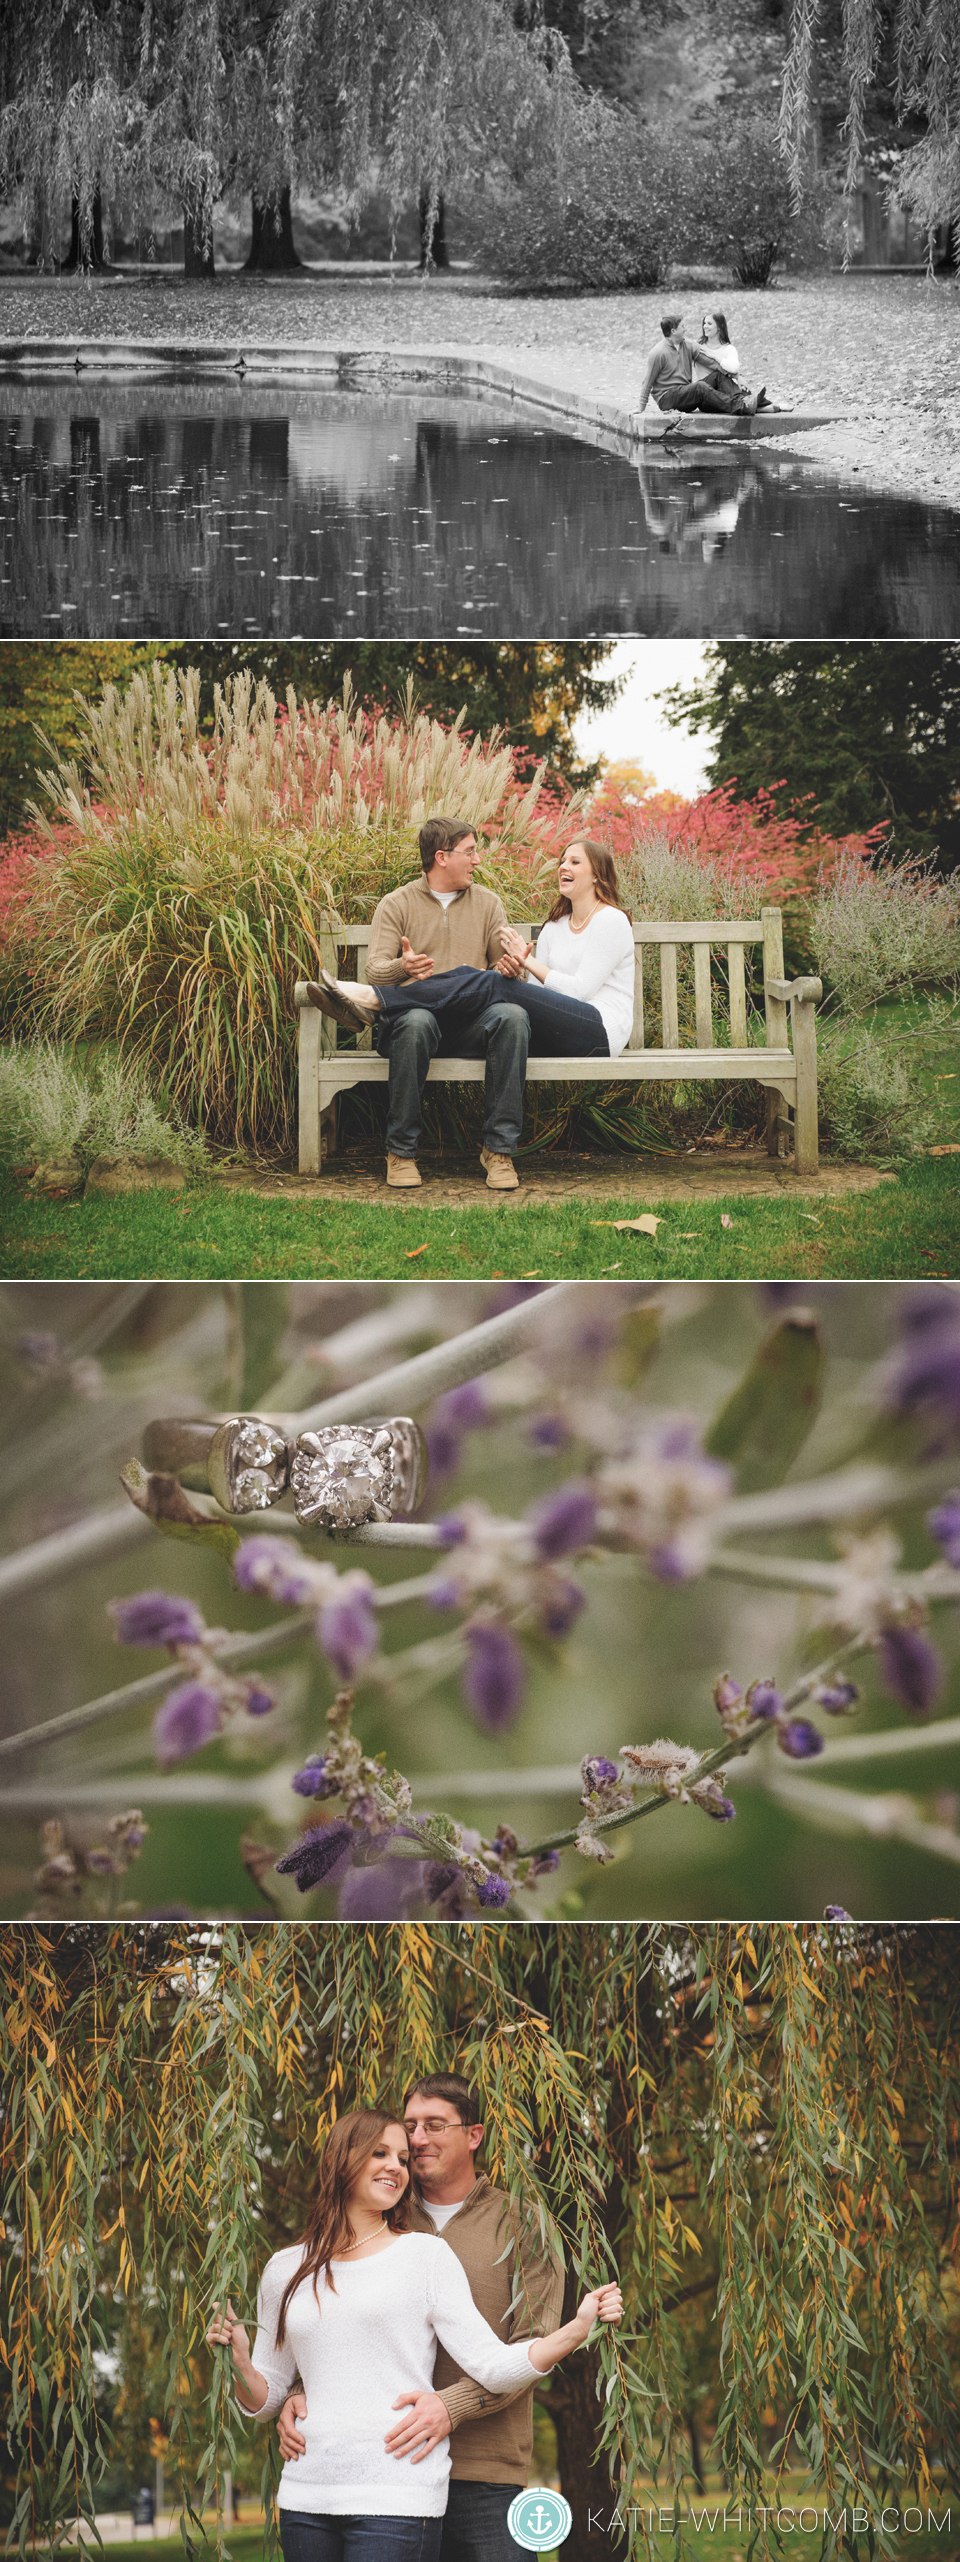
left=223, top=1147, right=896, bottom=1208
left=1, top=267, right=957, bottom=510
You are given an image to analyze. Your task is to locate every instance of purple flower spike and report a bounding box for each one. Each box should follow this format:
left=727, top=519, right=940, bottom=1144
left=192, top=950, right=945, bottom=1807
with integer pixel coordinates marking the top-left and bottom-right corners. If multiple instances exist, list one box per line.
left=153, top=1679, right=222, bottom=1767
left=824, top=1904, right=852, bottom=1921
left=427, top=1576, right=464, bottom=1612
left=713, top=1674, right=743, bottom=1715
left=338, top=1858, right=429, bottom=1921
left=317, top=1587, right=378, bottom=1683
left=582, top=1756, right=620, bottom=1793
left=110, top=1590, right=206, bottom=1649
left=233, top=1535, right=318, bottom=1606
left=427, top=1383, right=489, bottom=1481
left=647, top=1543, right=691, bottom=1583
left=878, top=1623, right=943, bottom=1719
left=424, top=1862, right=460, bottom=1903
left=815, top=1680, right=859, bottom=1714
left=275, top=1820, right=355, bottom=1892
left=884, top=1292, right=960, bottom=1452
left=928, top=1493, right=960, bottom=1568
left=777, top=1717, right=825, bottom=1761
left=244, top=1683, right=275, bottom=1718
left=746, top=1680, right=785, bottom=1722
left=538, top=1572, right=586, bottom=1640
left=463, top=1621, right=526, bottom=1732
left=528, top=1413, right=571, bottom=1452
left=476, top=1874, right=512, bottom=1907
left=292, top=1754, right=340, bottom=1800
left=706, top=1795, right=737, bottom=1822
left=528, top=1481, right=598, bottom=1561
left=529, top=1848, right=561, bottom=1877
left=437, top=1511, right=468, bottom=1548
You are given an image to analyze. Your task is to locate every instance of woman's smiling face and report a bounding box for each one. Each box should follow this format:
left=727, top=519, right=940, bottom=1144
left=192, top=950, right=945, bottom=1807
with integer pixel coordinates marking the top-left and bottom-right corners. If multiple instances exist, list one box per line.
left=345, top=2124, right=410, bottom=2219
left=701, top=313, right=719, bottom=341
left=558, top=840, right=595, bottom=901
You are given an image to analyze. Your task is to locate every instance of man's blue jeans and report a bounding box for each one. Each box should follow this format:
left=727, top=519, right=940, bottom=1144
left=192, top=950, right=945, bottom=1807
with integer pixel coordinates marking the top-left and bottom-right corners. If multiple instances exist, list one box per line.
left=376, top=989, right=531, bottom=1160
left=374, top=967, right=609, bottom=1159
left=279, top=2510, right=443, bottom=2562
left=438, top=2481, right=525, bottom=2562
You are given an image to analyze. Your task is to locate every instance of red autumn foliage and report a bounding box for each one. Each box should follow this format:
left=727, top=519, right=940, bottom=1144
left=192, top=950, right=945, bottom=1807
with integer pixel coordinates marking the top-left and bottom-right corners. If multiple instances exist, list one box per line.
left=586, top=777, right=888, bottom=904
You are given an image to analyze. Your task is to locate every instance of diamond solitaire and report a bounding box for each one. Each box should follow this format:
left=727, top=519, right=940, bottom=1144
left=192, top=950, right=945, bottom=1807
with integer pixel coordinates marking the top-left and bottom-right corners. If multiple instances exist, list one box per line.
left=290, top=1418, right=427, bottom=1532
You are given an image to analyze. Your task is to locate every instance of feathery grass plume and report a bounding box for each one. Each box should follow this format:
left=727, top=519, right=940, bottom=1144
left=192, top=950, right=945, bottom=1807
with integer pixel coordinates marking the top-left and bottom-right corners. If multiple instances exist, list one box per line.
left=17, top=664, right=573, bottom=1151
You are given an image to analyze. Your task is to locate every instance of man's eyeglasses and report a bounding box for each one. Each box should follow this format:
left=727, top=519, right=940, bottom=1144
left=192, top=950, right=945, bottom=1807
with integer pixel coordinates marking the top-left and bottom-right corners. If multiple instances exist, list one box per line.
left=403, top=2117, right=465, bottom=2137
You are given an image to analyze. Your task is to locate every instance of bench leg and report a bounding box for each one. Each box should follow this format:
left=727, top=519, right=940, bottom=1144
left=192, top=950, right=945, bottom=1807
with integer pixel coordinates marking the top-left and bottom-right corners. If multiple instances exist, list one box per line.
left=792, top=995, right=819, bottom=1177
left=766, top=1090, right=780, bottom=1157
left=298, top=1006, right=322, bottom=1175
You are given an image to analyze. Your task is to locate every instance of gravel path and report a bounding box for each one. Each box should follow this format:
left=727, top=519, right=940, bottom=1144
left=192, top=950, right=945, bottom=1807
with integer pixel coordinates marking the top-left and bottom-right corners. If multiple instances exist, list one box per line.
left=1, top=267, right=958, bottom=510
left=226, top=1148, right=895, bottom=1205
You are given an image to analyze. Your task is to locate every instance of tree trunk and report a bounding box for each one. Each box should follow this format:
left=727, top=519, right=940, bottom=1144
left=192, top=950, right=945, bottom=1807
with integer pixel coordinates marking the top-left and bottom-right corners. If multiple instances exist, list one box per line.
left=62, top=189, right=105, bottom=272
left=183, top=209, right=216, bottom=278
left=549, top=2271, right=621, bottom=2560
left=245, top=186, right=302, bottom=270
left=418, top=188, right=449, bottom=270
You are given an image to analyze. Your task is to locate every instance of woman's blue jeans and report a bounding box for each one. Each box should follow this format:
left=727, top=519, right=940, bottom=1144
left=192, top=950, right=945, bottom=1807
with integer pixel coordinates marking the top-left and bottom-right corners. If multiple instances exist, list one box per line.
left=375, top=968, right=610, bottom=1057
left=279, top=2510, right=443, bottom=2562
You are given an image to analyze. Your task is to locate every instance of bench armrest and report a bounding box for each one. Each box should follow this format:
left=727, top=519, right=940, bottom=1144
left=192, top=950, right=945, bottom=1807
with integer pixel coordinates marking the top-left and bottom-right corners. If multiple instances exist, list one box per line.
left=294, top=980, right=313, bottom=1009
left=766, top=976, right=823, bottom=1005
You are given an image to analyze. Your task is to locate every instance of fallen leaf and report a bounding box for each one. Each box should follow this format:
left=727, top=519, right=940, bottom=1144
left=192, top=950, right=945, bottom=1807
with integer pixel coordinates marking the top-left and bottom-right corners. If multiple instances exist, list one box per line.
left=405, top=1243, right=430, bottom=1259
left=927, top=1144, right=960, bottom=1156
left=721, top=1214, right=734, bottom=1228
left=610, top=1214, right=663, bottom=1236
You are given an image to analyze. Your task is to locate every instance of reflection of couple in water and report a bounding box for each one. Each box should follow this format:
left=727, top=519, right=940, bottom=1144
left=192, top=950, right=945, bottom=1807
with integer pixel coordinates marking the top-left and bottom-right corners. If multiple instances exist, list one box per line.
left=636, top=455, right=758, bottom=561
left=636, top=311, right=776, bottom=420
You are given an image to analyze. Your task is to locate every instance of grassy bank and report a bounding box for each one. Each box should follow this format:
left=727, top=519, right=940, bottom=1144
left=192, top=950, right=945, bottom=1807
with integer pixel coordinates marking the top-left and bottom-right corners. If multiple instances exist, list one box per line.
left=1, top=1157, right=957, bottom=1281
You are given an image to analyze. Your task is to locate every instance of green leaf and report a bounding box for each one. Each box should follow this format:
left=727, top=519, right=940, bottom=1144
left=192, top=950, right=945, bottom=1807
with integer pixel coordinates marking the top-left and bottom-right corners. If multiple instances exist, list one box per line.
left=119, top=1458, right=241, bottom=1561
left=704, top=1313, right=824, bottom=1492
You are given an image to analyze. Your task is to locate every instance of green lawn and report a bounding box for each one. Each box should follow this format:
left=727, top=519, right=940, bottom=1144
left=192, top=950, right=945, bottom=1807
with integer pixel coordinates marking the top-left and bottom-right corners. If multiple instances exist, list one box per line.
left=1, top=1158, right=958, bottom=1282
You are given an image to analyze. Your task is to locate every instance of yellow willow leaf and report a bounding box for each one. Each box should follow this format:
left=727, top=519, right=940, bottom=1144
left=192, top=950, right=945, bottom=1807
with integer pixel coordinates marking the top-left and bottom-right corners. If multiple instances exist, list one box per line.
left=890, top=2088, right=905, bottom=2115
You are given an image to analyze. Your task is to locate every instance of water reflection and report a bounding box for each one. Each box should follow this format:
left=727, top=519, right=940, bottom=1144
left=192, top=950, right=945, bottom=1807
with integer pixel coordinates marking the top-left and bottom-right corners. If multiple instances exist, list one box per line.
left=1, top=378, right=958, bottom=637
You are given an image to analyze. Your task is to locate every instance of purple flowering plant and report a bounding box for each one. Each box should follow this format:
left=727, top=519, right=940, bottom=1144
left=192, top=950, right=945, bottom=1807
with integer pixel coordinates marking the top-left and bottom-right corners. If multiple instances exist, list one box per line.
left=26, top=1284, right=960, bottom=1922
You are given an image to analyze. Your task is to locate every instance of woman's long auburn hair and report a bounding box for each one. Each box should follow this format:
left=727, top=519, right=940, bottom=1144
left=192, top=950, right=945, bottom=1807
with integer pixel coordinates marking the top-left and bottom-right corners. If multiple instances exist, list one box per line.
left=545, top=836, right=625, bottom=925
left=274, top=2110, right=412, bottom=2346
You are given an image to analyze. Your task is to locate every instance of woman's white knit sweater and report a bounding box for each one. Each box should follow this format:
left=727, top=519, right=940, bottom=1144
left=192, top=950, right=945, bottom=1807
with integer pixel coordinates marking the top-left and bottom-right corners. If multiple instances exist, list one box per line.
left=245, top=2233, right=544, bottom=2517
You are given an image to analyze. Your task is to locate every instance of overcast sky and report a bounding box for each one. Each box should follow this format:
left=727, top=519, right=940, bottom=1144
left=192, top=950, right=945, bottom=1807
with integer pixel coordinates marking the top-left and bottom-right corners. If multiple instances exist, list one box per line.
left=573, top=640, right=714, bottom=797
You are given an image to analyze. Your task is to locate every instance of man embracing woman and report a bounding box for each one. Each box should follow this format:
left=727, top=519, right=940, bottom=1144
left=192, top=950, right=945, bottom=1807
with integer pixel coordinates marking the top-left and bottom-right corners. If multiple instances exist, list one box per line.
left=208, top=2074, right=621, bottom=2562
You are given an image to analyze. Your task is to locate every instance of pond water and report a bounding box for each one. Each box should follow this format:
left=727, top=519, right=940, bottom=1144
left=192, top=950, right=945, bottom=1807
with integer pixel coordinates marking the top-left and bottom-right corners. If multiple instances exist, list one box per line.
left=2, top=378, right=958, bottom=639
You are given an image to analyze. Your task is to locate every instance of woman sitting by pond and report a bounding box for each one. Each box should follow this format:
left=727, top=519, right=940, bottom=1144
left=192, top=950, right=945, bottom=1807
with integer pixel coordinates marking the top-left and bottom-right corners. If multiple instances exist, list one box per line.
left=207, top=2109, right=623, bottom=2562
left=695, top=313, right=778, bottom=413
left=306, top=838, right=637, bottom=1064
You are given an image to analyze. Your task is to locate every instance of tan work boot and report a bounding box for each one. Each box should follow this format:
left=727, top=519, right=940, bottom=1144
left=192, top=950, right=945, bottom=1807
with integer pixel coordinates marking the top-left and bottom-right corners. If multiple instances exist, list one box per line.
left=480, top=1149, right=519, bottom=1191
left=387, top=1154, right=422, bottom=1189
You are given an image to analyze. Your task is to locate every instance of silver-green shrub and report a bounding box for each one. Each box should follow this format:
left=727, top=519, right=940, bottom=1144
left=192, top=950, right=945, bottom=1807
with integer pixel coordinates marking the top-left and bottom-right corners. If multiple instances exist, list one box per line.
left=810, top=850, right=960, bottom=1013
left=0, top=1040, right=208, bottom=1171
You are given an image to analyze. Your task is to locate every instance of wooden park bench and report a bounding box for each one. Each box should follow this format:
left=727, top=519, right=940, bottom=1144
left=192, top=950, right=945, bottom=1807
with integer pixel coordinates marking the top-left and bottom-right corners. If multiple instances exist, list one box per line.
left=295, top=908, right=822, bottom=1177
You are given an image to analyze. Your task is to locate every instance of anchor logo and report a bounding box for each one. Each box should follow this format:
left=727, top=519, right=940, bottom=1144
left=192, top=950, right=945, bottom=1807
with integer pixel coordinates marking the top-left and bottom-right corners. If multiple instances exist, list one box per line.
left=507, top=2487, right=573, bottom=2550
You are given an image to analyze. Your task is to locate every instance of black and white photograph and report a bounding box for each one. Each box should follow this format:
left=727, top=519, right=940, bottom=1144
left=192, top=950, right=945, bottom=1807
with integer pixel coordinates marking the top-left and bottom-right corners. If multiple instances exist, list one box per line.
left=0, top=0, right=959, bottom=637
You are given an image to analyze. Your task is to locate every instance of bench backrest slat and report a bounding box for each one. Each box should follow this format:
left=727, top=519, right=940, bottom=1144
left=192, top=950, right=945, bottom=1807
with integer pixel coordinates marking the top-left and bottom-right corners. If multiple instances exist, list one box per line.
left=322, top=911, right=784, bottom=1055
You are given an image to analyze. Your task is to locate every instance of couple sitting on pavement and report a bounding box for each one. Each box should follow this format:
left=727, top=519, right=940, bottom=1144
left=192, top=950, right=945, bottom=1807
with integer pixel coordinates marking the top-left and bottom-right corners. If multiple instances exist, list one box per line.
left=302, top=815, right=636, bottom=1191
left=637, top=310, right=774, bottom=420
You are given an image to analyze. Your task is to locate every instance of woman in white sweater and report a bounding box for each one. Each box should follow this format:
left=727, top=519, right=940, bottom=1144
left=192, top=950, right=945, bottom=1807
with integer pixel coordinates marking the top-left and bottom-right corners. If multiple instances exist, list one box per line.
left=207, top=2110, right=622, bottom=2562
left=310, top=838, right=635, bottom=1063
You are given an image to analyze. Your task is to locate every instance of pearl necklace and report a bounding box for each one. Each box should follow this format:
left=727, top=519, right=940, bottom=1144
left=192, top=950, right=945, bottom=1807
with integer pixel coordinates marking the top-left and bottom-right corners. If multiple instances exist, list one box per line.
left=568, top=905, right=599, bottom=935
left=336, top=2218, right=390, bottom=2254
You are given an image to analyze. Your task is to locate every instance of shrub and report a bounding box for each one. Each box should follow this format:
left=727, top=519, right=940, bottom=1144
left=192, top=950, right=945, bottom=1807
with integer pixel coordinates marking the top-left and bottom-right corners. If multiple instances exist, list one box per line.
left=11, top=663, right=574, bottom=1152
left=475, top=113, right=676, bottom=289
left=817, top=1019, right=943, bottom=1161
left=810, top=848, right=960, bottom=1014
left=0, top=1040, right=208, bottom=1172
left=673, top=117, right=831, bottom=283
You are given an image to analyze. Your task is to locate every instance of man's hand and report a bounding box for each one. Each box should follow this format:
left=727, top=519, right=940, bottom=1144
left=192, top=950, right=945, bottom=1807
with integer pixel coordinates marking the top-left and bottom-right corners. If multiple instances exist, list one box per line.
left=400, top=935, right=434, bottom=980
left=496, top=949, right=525, bottom=977
left=277, top=2392, right=308, bottom=2461
left=384, top=2391, right=453, bottom=2464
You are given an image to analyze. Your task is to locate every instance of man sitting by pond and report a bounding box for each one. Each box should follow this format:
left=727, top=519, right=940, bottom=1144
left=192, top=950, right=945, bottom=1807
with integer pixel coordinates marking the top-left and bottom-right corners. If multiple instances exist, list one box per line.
left=636, top=314, right=765, bottom=419
left=302, top=814, right=529, bottom=1192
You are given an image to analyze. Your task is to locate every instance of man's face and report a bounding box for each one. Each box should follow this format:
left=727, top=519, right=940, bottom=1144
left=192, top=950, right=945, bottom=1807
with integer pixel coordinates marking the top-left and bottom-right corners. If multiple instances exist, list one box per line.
left=670, top=317, right=687, bottom=340
left=402, top=2094, right=483, bottom=2184
left=431, top=833, right=478, bottom=894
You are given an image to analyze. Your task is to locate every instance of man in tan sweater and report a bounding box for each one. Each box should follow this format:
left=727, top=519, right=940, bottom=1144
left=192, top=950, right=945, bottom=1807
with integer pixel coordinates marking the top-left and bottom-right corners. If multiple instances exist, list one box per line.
left=310, top=815, right=530, bottom=1192
left=276, top=2072, right=565, bottom=2562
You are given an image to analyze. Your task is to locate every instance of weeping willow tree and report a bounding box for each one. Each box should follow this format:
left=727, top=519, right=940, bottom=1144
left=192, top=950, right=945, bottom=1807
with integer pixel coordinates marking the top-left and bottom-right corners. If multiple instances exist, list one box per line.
left=780, top=0, right=960, bottom=251
left=2, top=1922, right=958, bottom=2562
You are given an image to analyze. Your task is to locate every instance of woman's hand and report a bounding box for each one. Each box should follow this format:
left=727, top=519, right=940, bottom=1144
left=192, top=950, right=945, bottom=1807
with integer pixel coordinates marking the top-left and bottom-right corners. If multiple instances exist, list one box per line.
left=575, top=2283, right=623, bottom=2336
left=501, top=927, right=533, bottom=964
left=207, top=2300, right=251, bottom=2362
